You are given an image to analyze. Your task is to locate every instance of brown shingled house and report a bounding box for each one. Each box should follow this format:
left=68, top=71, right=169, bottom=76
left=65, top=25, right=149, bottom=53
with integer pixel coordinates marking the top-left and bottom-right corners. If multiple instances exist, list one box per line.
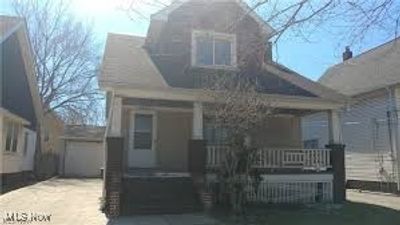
left=99, top=0, right=347, bottom=217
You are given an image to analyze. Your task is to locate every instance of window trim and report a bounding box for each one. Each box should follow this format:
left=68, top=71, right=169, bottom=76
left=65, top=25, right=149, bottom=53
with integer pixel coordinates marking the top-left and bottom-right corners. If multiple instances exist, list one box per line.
left=3, top=119, right=20, bottom=154
left=191, top=30, right=237, bottom=69
left=129, top=110, right=157, bottom=151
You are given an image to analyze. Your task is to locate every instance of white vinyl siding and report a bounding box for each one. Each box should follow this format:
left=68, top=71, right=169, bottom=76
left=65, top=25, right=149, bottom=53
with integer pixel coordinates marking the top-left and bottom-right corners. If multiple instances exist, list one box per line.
left=302, top=89, right=399, bottom=183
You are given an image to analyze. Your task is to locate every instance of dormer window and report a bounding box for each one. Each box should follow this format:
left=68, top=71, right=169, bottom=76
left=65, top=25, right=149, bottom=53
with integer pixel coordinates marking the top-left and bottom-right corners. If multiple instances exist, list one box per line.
left=192, top=30, right=237, bottom=68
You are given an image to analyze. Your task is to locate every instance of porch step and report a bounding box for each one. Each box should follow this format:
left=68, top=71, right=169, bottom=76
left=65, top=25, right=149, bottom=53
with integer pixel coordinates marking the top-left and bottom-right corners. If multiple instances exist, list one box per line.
left=121, top=176, right=203, bottom=215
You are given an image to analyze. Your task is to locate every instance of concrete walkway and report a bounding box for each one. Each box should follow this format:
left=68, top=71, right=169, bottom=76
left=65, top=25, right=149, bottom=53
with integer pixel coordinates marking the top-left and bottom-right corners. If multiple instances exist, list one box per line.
left=347, top=189, right=400, bottom=211
left=109, top=214, right=218, bottom=225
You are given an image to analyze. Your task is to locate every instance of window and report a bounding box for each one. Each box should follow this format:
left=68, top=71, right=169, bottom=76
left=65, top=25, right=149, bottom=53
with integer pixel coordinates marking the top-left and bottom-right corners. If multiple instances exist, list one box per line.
left=303, top=139, right=319, bottom=149
left=192, top=31, right=236, bottom=67
left=4, top=120, right=20, bottom=153
left=133, top=114, right=153, bottom=150
left=23, top=132, right=29, bottom=155
left=204, top=120, right=229, bottom=146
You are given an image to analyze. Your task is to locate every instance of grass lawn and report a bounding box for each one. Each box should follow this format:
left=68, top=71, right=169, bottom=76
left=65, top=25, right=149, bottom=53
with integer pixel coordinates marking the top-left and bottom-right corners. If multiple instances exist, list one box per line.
left=212, top=201, right=400, bottom=225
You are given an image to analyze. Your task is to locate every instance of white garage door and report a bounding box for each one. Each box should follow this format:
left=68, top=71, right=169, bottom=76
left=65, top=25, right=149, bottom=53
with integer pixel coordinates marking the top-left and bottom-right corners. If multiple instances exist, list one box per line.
left=64, top=141, right=104, bottom=177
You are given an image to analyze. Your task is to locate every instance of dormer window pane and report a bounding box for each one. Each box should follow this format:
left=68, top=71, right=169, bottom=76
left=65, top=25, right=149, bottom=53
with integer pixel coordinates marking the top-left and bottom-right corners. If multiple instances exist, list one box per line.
left=192, top=31, right=236, bottom=67
left=196, top=36, right=213, bottom=65
left=215, top=39, right=231, bottom=65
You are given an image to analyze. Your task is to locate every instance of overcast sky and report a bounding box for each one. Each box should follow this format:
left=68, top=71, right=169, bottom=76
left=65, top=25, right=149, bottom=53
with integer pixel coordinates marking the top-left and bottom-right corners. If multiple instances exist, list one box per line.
left=0, top=0, right=395, bottom=81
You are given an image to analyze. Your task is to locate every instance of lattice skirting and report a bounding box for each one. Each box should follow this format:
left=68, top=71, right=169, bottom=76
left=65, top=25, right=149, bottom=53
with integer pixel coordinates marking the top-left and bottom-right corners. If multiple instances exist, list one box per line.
left=206, top=174, right=334, bottom=204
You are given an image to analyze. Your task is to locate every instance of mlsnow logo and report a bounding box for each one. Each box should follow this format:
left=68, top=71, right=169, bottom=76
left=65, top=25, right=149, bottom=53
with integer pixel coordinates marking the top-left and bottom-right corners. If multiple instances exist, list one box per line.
left=1, top=212, right=51, bottom=224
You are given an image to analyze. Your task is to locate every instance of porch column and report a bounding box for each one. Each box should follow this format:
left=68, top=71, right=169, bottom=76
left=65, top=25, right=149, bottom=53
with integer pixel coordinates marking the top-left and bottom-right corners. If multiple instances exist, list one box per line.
left=188, top=102, right=206, bottom=175
left=104, top=95, right=123, bottom=218
left=109, top=96, right=122, bottom=137
left=326, top=109, right=346, bottom=203
left=328, top=109, right=342, bottom=144
left=192, top=102, right=203, bottom=140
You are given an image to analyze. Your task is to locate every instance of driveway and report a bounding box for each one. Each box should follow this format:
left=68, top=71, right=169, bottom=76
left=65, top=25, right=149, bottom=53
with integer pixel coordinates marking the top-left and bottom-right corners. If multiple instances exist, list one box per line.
left=0, top=178, right=216, bottom=225
left=0, top=178, right=107, bottom=225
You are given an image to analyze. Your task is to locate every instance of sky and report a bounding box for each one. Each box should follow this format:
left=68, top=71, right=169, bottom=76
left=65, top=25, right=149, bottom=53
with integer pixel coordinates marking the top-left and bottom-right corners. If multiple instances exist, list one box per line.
left=0, top=0, right=395, bottom=81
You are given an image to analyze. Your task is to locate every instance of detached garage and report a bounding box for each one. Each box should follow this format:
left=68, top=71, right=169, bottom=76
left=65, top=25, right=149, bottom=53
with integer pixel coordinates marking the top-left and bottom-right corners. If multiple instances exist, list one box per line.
left=60, top=125, right=105, bottom=178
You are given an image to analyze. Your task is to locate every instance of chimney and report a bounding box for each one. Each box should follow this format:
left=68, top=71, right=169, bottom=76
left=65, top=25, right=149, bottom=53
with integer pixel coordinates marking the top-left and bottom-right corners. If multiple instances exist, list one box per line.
left=264, top=41, right=273, bottom=62
left=342, top=46, right=353, bottom=61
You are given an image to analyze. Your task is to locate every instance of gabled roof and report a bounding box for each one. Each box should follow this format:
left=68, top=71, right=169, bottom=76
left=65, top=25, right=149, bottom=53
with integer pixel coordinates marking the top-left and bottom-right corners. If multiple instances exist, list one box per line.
left=319, top=38, right=400, bottom=96
left=99, top=33, right=168, bottom=89
left=151, top=0, right=275, bottom=35
left=264, top=63, right=346, bottom=103
left=0, top=16, right=43, bottom=123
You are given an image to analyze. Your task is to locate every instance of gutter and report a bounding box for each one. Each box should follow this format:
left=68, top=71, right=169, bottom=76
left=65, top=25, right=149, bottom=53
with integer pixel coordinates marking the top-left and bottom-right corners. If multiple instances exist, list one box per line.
left=59, top=136, right=104, bottom=142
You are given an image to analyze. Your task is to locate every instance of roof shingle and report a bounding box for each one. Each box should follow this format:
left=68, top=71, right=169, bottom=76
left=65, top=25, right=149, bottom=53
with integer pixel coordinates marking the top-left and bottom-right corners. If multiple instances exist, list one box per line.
left=319, top=38, right=400, bottom=96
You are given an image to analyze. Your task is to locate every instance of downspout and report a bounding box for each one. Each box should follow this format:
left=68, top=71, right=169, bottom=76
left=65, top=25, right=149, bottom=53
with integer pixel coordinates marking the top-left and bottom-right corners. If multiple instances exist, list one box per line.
left=102, top=91, right=115, bottom=198
left=62, top=140, right=67, bottom=176
left=386, top=87, right=400, bottom=191
left=394, top=87, right=400, bottom=192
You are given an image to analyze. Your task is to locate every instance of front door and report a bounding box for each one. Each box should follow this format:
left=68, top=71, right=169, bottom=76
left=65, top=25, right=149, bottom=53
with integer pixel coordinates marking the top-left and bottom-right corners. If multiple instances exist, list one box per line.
left=128, top=111, right=157, bottom=168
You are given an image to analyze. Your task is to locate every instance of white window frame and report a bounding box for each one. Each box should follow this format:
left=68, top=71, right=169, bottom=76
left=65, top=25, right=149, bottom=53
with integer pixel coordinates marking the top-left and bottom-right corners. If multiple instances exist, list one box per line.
left=129, top=110, right=158, bottom=152
left=3, top=119, right=21, bottom=154
left=191, top=30, right=237, bottom=69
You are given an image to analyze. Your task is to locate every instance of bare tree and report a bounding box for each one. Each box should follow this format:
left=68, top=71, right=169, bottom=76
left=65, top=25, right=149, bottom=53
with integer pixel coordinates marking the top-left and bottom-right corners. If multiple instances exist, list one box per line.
left=122, top=0, right=400, bottom=44
left=252, top=0, right=400, bottom=43
left=12, top=0, right=102, bottom=124
left=204, top=72, right=275, bottom=213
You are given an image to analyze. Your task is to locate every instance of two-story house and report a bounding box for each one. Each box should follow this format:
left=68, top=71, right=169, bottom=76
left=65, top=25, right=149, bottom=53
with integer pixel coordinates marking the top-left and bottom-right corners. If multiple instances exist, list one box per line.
left=99, top=0, right=347, bottom=217
left=302, top=39, right=400, bottom=193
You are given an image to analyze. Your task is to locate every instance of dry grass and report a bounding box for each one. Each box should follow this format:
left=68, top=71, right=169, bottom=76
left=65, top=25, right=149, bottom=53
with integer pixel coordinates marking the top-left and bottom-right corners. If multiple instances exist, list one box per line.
left=212, top=201, right=400, bottom=225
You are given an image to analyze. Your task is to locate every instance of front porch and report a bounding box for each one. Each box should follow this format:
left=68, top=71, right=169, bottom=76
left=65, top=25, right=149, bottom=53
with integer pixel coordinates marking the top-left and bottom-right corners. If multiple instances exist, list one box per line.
left=103, top=93, right=345, bottom=217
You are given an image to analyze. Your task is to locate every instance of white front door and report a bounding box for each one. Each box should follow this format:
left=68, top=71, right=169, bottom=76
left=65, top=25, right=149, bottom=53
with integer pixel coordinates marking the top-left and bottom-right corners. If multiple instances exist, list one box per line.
left=128, top=111, right=157, bottom=168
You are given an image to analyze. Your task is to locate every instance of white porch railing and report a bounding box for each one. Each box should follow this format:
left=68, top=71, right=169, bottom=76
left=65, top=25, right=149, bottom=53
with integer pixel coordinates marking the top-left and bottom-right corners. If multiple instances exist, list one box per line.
left=206, top=146, right=332, bottom=171
left=206, top=174, right=334, bottom=203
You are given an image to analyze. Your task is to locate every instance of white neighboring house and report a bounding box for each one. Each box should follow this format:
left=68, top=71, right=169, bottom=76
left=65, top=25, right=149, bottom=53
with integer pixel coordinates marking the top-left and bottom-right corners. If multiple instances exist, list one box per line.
left=60, top=125, right=105, bottom=178
left=0, top=16, right=43, bottom=192
left=302, top=38, right=400, bottom=193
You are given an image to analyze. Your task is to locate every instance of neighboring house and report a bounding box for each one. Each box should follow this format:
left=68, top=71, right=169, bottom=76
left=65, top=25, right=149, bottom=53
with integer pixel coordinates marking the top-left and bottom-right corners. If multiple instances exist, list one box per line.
left=99, top=0, right=347, bottom=217
left=302, top=39, right=400, bottom=193
left=59, top=125, right=105, bottom=178
left=0, top=16, right=42, bottom=192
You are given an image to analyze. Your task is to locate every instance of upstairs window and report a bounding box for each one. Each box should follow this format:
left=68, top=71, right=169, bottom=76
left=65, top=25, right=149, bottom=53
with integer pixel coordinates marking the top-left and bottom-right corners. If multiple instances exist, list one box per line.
left=192, top=30, right=236, bottom=68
